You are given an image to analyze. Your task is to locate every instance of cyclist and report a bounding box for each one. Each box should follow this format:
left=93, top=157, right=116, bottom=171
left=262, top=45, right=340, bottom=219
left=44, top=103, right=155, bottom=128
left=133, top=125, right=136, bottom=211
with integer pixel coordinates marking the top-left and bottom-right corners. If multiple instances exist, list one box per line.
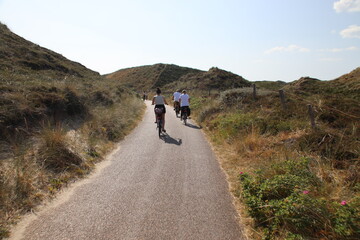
left=179, top=89, right=190, bottom=120
left=142, top=91, right=147, bottom=101
left=172, top=89, right=181, bottom=112
left=152, top=88, right=168, bottom=132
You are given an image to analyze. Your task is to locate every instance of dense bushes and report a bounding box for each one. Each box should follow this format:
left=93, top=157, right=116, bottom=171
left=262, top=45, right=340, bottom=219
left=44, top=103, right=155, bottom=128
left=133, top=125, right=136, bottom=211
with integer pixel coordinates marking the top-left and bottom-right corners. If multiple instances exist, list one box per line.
left=239, top=158, right=360, bottom=239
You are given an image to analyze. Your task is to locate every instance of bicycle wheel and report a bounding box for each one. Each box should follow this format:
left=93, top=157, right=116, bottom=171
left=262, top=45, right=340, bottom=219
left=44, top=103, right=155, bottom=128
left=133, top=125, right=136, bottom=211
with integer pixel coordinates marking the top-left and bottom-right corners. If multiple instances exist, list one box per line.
left=158, top=119, right=162, bottom=137
left=183, top=112, right=187, bottom=125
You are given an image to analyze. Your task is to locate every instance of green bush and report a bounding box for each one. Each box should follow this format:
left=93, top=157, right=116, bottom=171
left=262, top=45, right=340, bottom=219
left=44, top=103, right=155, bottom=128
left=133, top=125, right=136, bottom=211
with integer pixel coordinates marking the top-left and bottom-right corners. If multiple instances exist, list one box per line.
left=332, top=197, right=360, bottom=238
left=238, top=158, right=359, bottom=239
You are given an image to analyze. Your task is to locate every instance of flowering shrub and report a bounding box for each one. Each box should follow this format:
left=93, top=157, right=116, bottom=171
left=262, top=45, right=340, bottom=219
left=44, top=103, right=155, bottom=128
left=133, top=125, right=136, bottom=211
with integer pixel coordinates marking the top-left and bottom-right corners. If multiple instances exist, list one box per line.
left=239, top=158, right=360, bottom=239
left=332, top=197, right=360, bottom=238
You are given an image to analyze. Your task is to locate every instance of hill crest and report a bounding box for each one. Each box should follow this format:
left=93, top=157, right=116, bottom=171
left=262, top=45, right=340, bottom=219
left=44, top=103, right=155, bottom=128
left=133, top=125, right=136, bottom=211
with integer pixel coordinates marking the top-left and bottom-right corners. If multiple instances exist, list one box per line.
left=0, top=23, right=99, bottom=78
left=106, top=64, right=251, bottom=92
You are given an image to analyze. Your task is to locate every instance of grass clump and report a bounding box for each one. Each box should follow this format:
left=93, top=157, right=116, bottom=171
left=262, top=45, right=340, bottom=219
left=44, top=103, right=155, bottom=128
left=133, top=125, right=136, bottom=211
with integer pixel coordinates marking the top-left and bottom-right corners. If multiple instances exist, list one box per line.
left=38, top=127, right=84, bottom=172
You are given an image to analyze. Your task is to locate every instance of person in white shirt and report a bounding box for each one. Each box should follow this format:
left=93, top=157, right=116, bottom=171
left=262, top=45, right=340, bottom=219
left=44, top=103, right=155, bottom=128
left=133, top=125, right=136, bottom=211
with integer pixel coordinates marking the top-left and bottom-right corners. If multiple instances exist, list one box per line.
left=152, top=88, right=168, bottom=132
left=179, top=90, right=190, bottom=119
left=172, top=89, right=181, bottom=110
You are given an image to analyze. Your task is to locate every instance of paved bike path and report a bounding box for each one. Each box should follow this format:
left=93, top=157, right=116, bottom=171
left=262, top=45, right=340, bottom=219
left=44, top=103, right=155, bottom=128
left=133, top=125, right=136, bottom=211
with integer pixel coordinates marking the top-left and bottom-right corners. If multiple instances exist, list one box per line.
left=9, top=101, right=245, bottom=240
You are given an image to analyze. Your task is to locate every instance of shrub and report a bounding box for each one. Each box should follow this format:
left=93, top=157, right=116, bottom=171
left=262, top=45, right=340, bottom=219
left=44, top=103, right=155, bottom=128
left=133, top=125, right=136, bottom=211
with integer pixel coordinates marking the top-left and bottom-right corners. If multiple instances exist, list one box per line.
left=239, top=158, right=360, bottom=239
left=331, top=197, right=360, bottom=238
left=239, top=158, right=330, bottom=239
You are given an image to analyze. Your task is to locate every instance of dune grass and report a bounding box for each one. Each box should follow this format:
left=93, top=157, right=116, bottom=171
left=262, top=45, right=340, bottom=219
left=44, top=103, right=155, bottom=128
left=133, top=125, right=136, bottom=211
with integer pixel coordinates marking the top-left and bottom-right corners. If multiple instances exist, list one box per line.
left=0, top=72, right=145, bottom=239
left=191, top=87, right=360, bottom=239
left=0, top=23, right=148, bottom=238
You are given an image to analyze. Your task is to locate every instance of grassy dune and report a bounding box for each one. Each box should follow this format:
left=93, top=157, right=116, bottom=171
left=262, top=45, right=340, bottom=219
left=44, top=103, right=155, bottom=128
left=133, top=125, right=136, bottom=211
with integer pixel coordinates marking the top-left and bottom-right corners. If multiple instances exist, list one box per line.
left=106, top=64, right=251, bottom=93
left=191, top=80, right=359, bottom=239
left=0, top=23, right=144, bottom=238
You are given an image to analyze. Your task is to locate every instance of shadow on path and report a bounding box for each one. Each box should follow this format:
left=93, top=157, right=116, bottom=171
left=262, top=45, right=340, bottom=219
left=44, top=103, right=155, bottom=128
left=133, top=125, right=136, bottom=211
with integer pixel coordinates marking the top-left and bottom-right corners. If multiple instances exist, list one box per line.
left=160, top=134, right=182, bottom=145
left=185, top=122, right=202, bottom=129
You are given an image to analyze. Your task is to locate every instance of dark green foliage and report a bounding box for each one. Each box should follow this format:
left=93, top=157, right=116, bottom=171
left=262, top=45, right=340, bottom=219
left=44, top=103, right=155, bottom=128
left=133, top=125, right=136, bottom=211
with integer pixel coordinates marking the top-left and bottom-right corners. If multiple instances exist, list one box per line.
left=332, top=197, right=360, bottom=237
left=239, top=158, right=360, bottom=239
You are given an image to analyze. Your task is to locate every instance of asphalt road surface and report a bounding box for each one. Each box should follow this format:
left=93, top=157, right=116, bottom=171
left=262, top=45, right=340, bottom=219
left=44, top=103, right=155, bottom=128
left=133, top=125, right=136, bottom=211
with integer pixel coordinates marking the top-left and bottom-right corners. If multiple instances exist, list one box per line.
left=9, top=101, right=245, bottom=240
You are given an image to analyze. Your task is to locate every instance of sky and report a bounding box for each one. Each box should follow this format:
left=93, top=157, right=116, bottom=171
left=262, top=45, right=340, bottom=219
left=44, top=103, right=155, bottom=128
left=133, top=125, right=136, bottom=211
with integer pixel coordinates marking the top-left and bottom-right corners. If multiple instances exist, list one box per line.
left=0, top=0, right=359, bottom=82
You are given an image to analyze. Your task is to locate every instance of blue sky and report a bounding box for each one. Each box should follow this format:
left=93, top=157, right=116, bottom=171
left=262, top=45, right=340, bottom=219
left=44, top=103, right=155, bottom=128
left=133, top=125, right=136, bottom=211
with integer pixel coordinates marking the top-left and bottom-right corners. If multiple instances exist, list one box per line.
left=0, top=0, right=359, bottom=81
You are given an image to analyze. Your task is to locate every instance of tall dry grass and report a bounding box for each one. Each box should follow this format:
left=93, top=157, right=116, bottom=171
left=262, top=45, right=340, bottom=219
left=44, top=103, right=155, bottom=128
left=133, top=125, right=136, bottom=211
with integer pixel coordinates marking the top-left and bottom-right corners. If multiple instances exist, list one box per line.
left=0, top=79, right=144, bottom=238
left=191, top=87, right=360, bottom=239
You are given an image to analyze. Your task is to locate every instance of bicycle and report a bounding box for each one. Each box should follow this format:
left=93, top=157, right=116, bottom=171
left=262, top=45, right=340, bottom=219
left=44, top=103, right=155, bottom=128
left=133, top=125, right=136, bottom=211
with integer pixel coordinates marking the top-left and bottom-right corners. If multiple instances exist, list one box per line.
left=154, top=108, right=163, bottom=137
left=174, top=101, right=180, bottom=118
left=181, top=107, right=188, bottom=125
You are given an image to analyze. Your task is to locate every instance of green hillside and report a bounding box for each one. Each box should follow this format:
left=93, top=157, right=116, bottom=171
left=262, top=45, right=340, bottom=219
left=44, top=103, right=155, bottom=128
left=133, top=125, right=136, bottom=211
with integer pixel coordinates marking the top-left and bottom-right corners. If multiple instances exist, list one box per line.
left=0, top=24, right=99, bottom=78
left=105, top=63, right=202, bottom=91
left=106, top=64, right=251, bottom=93
left=190, top=70, right=360, bottom=239
left=0, top=23, right=143, bottom=239
left=169, top=67, right=251, bottom=91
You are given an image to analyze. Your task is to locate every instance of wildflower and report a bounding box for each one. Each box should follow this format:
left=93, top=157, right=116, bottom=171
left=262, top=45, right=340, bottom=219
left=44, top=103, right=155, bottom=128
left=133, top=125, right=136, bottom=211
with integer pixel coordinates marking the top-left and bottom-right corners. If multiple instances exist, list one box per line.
left=239, top=172, right=244, bottom=175
left=341, top=201, right=347, bottom=206
left=302, top=190, right=309, bottom=194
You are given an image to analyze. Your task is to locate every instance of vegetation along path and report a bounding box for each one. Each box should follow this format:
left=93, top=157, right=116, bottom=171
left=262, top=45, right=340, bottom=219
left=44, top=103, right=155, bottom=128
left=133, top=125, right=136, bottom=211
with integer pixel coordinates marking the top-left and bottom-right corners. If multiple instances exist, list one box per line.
left=9, top=101, right=245, bottom=240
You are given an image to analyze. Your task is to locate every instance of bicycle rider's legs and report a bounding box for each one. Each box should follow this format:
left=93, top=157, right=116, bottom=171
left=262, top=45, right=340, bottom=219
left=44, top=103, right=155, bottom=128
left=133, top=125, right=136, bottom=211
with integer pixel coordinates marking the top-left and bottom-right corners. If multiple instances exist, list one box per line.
left=181, top=106, right=189, bottom=118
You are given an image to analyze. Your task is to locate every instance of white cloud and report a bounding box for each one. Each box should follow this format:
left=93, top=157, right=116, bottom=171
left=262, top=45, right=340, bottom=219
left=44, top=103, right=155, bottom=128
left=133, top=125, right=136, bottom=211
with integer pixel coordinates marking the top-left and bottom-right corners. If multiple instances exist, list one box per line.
left=265, top=45, right=310, bottom=54
left=334, top=0, right=360, bottom=12
left=340, top=25, right=360, bottom=38
left=318, top=46, right=359, bottom=52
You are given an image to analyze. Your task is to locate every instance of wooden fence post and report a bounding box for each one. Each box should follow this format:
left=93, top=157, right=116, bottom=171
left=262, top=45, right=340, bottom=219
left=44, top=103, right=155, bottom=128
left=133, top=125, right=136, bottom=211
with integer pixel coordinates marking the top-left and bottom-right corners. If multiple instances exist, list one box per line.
left=252, top=84, right=256, bottom=100
left=307, top=104, right=316, bottom=129
left=279, top=90, right=286, bottom=110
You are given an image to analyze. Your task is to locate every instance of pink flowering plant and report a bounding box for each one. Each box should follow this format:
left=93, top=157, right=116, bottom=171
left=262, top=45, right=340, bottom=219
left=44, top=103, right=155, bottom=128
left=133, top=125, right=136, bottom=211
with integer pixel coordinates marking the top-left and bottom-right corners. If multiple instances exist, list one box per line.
left=331, top=197, right=360, bottom=237
left=238, top=158, right=360, bottom=239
